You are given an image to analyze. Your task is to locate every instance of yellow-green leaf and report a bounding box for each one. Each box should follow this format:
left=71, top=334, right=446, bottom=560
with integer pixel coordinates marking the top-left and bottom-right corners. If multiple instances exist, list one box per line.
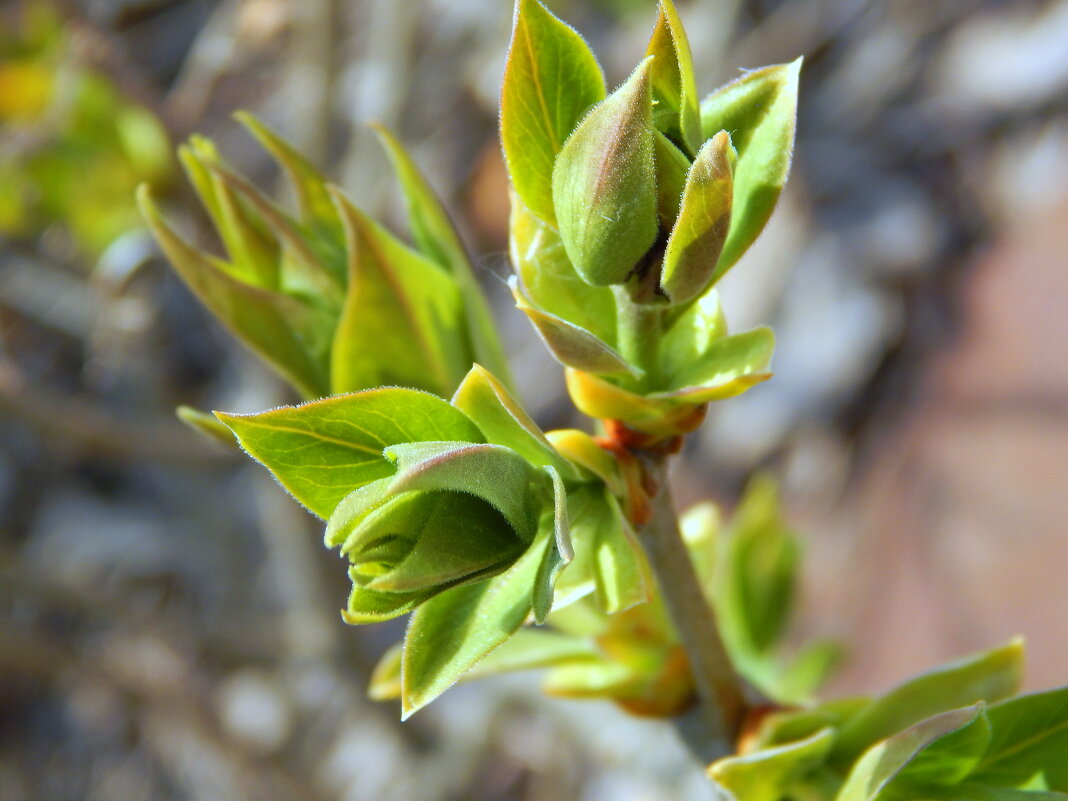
left=214, top=388, right=483, bottom=519
left=329, top=188, right=470, bottom=396
left=661, top=130, right=733, bottom=304
left=645, top=0, right=702, bottom=154
left=700, top=58, right=801, bottom=283
left=501, top=0, right=606, bottom=223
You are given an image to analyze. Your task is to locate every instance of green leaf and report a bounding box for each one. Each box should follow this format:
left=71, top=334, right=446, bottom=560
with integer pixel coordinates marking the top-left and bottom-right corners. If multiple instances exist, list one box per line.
left=371, top=124, right=514, bottom=388
left=660, top=130, right=734, bottom=304
left=773, top=639, right=844, bottom=703
left=329, top=188, right=470, bottom=396
left=920, top=785, right=1068, bottom=800
left=709, top=727, right=835, bottom=801
left=176, top=405, right=239, bottom=446
left=645, top=0, right=702, bottom=154
left=511, top=278, right=640, bottom=376
left=214, top=388, right=483, bottom=518
left=831, top=640, right=1024, bottom=766
left=138, top=185, right=331, bottom=398
left=501, top=0, right=606, bottom=224
left=552, top=57, right=658, bottom=286
left=369, top=629, right=600, bottom=702
left=338, top=490, right=524, bottom=594
left=756, top=697, right=873, bottom=750
left=202, top=159, right=344, bottom=303
left=532, top=465, right=573, bottom=623
left=699, top=58, right=801, bottom=282
left=451, top=364, right=580, bottom=479
left=564, top=486, right=650, bottom=613
left=178, top=140, right=279, bottom=289
left=653, top=129, right=692, bottom=229
left=969, top=685, right=1068, bottom=790
left=836, top=705, right=989, bottom=801
left=657, top=326, right=774, bottom=399
left=718, top=474, right=798, bottom=657
left=509, top=193, right=617, bottom=342
left=660, top=287, right=727, bottom=382
left=384, top=441, right=543, bottom=540
left=544, top=428, right=626, bottom=497
left=402, top=528, right=549, bottom=716
left=235, top=111, right=345, bottom=268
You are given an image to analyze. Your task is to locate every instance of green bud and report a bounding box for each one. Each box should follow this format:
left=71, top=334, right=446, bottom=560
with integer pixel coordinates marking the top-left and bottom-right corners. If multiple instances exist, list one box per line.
left=552, top=57, right=658, bottom=287
left=660, top=130, right=734, bottom=304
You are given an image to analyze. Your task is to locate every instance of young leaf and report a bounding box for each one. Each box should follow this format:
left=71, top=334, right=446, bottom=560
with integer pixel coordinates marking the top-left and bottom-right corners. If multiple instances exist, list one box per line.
left=384, top=441, right=543, bottom=541
left=235, top=111, right=345, bottom=257
left=660, top=326, right=774, bottom=396
left=831, top=640, right=1024, bottom=765
left=451, top=364, right=580, bottom=479
left=699, top=58, right=801, bottom=283
left=660, top=287, right=727, bottom=380
left=645, top=0, right=702, bottom=154
left=501, top=0, right=606, bottom=224
left=138, top=185, right=331, bottom=399
left=214, top=388, right=483, bottom=518
left=512, top=279, right=641, bottom=377
left=178, top=141, right=279, bottom=290
left=509, top=195, right=617, bottom=342
left=552, top=58, right=658, bottom=286
left=532, top=465, right=573, bottom=623
left=340, top=491, right=524, bottom=594
left=835, top=705, right=989, bottom=801
left=709, top=727, right=835, bottom=801
left=371, top=124, right=514, bottom=387
left=969, top=685, right=1068, bottom=790
left=176, top=405, right=239, bottom=446
left=402, top=529, right=548, bottom=716
left=566, top=486, right=651, bottom=613
left=653, top=130, right=692, bottom=228
left=329, top=188, right=470, bottom=397
left=544, top=428, right=626, bottom=496
left=660, top=130, right=734, bottom=304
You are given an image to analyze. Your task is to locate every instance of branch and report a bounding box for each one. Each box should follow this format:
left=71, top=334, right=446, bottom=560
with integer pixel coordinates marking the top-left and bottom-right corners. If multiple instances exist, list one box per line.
left=634, top=475, right=748, bottom=761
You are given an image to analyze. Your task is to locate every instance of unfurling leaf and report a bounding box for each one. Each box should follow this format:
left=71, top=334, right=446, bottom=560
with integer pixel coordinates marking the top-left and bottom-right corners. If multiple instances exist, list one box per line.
left=501, top=0, right=606, bottom=224
left=552, top=58, right=658, bottom=286
left=371, top=124, right=514, bottom=387
left=512, top=278, right=640, bottom=377
left=700, top=58, right=801, bottom=282
left=215, top=388, right=483, bottom=518
left=831, top=639, right=1024, bottom=766
left=645, top=0, right=702, bottom=154
left=329, top=188, right=470, bottom=397
left=660, top=130, right=733, bottom=304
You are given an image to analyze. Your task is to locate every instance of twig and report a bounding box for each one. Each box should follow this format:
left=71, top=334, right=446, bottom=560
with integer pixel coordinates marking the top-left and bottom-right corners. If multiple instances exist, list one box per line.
left=634, top=475, right=748, bottom=761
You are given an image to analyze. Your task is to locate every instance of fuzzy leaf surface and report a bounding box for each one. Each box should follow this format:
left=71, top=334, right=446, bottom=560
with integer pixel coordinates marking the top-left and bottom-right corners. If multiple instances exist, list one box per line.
left=645, top=0, right=702, bottom=153
left=969, top=685, right=1068, bottom=790
left=552, top=58, right=658, bottom=286
left=699, top=59, right=801, bottom=282
left=501, top=0, right=606, bottom=223
left=661, top=130, right=733, bottom=303
left=402, top=529, right=548, bottom=716
left=215, top=389, right=482, bottom=519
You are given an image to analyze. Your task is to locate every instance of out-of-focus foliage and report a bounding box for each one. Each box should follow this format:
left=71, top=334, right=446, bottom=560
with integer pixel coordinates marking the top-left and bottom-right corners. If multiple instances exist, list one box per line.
left=0, top=2, right=172, bottom=259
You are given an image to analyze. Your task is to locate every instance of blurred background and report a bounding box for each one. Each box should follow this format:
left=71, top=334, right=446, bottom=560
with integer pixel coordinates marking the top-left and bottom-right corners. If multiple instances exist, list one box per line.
left=2, top=0, right=1068, bottom=798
